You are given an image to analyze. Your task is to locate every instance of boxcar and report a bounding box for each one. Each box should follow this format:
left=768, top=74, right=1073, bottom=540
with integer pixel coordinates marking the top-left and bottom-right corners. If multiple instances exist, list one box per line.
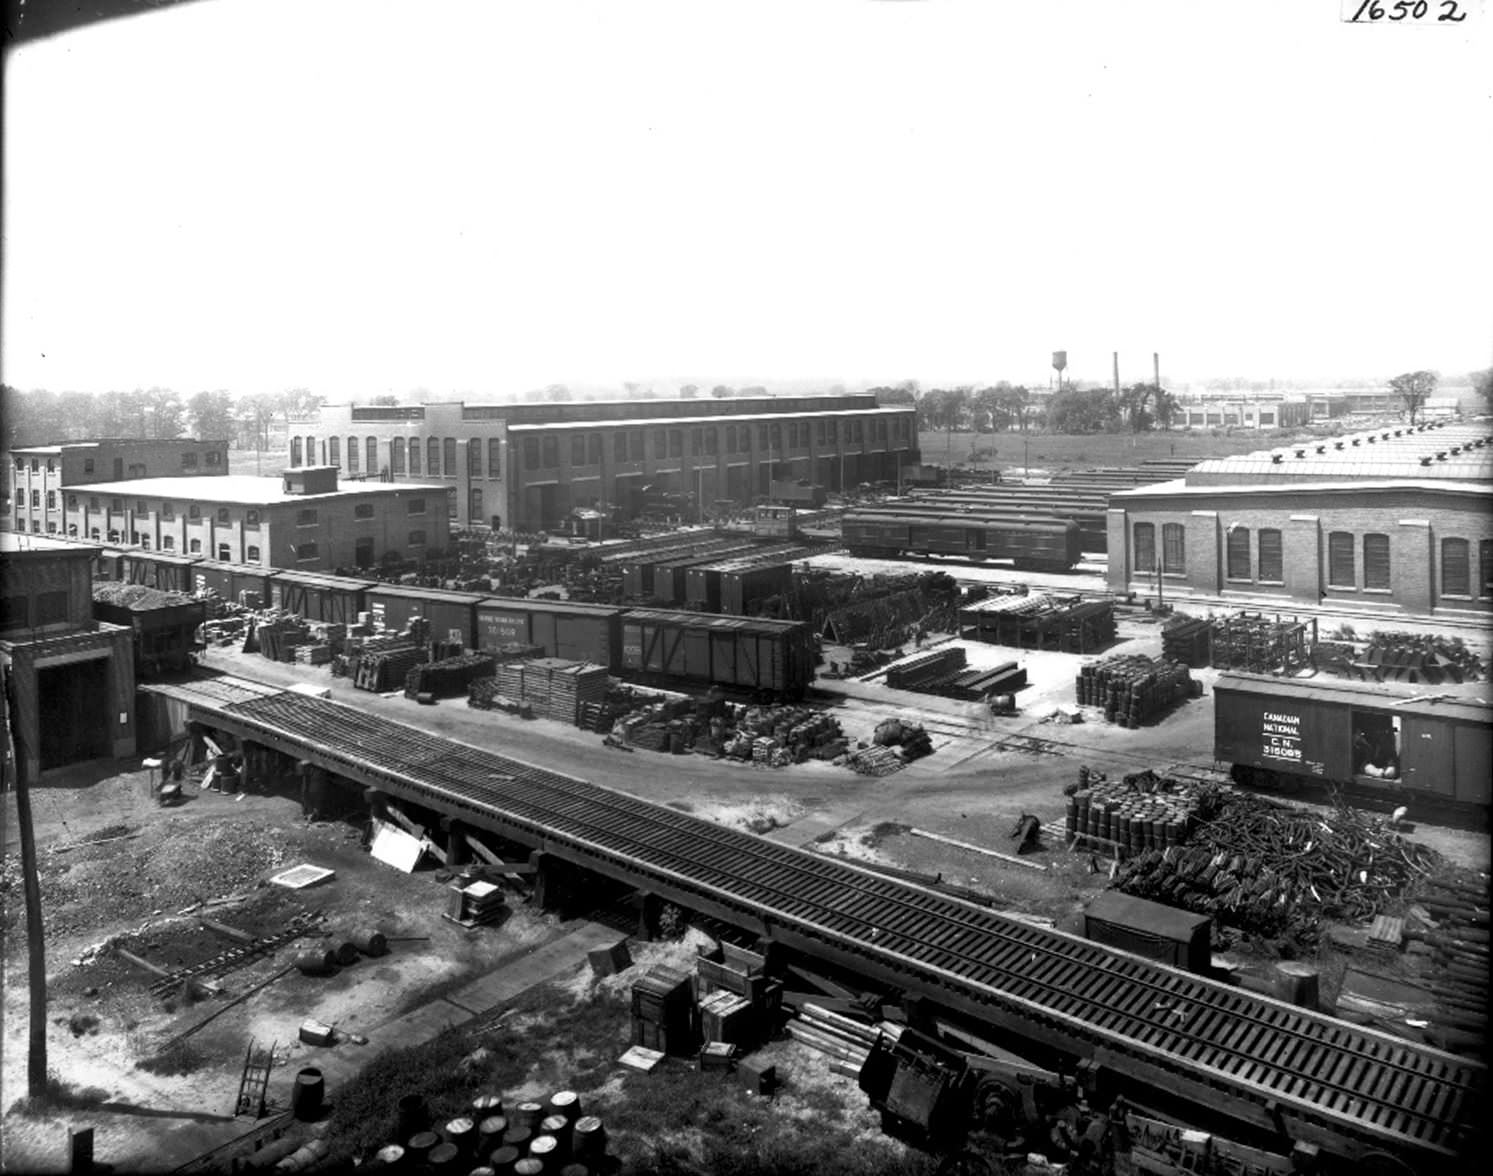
left=95, top=548, right=126, bottom=581
left=475, top=597, right=624, bottom=668
left=270, top=571, right=375, bottom=624
left=123, top=551, right=202, bottom=592
left=842, top=510, right=1081, bottom=572
left=93, top=588, right=207, bottom=678
left=649, top=542, right=766, bottom=604
left=1214, top=672, right=1492, bottom=813
left=620, top=608, right=813, bottom=697
left=366, top=584, right=484, bottom=647
left=190, top=559, right=277, bottom=608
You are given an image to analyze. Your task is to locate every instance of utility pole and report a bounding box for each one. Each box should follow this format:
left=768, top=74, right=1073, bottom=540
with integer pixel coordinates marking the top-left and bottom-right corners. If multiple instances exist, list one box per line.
left=3, top=674, right=48, bottom=1096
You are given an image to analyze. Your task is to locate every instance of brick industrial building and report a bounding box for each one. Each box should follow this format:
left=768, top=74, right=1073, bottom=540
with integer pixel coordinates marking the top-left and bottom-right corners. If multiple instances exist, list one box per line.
left=47, top=467, right=450, bottom=573
left=1106, top=421, right=1493, bottom=619
left=1, top=534, right=136, bottom=780
left=297, top=393, right=921, bottom=531
left=8, top=438, right=229, bottom=536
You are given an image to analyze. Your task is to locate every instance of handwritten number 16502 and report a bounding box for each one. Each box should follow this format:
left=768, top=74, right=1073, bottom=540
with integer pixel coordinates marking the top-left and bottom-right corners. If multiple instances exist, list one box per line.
left=1350, top=0, right=1467, bottom=20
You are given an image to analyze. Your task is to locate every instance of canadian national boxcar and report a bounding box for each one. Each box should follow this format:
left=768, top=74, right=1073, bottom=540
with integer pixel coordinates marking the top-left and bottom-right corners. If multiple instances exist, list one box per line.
left=365, top=584, right=484, bottom=647
left=841, top=509, right=1081, bottom=572
left=620, top=608, right=813, bottom=697
left=1214, top=672, right=1492, bottom=813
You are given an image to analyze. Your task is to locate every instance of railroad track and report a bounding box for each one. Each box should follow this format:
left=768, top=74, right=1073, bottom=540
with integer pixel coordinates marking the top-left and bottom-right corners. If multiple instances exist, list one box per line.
left=189, top=689, right=1482, bottom=1168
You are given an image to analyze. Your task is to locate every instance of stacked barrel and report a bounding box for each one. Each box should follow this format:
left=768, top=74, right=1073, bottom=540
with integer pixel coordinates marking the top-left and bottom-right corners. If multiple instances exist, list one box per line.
left=1075, top=654, right=1194, bottom=727
left=1066, top=769, right=1200, bottom=856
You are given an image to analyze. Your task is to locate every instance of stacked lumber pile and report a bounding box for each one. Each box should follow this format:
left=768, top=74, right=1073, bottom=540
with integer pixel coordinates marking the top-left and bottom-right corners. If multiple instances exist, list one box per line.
left=1076, top=654, right=1194, bottom=726
left=350, top=638, right=428, bottom=692
left=468, top=658, right=608, bottom=724
left=1161, top=615, right=1211, bottom=667
left=935, top=661, right=1026, bottom=701
left=404, top=652, right=498, bottom=700
left=1065, top=767, right=1204, bottom=856
left=885, top=646, right=966, bottom=690
left=784, top=1000, right=901, bottom=1080
left=466, top=676, right=533, bottom=718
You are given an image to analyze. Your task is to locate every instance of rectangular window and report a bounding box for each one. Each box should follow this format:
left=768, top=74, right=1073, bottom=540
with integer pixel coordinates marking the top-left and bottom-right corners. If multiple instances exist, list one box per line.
left=189, top=503, right=200, bottom=519
left=205, top=450, right=222, bottom=466
left=297, top=509, right=318, bottom=527
left=113, top=498, right=123, bottom=512
left=1161, top=522, right=1185, bottom=574
left=408, top=498, right=426, bottom=515
left=137, top=500, right=147, bottom=513
left=30, top=490, right=39, bottom=506
left=655, top=429, right=668, bottom=459
left=297, top=542, right=319, bottom=562
left=355, top=503, right=374, bottom=519
left=0, top=596, right=29, bottom=632
left=1481, top=540, right=1493, bottom=598
left=1363, top=534, right=1390, bottom=590
left=428, top=438, right=441, bottom=475
left=758, top=424, right=769, bottom=450
left=1134, top=522, right=1156, bottom=573
left=36, top=590, right=68, bottom=626
left=705, top=428, right=717, bottom=455
left=572, top=435, right=587, bottom=465
left=691, top=429, right=702, bottom=455
left=30, top=458, right=39, bottom=472
left=246, top=545, right=260, bottom=561
left=468, top=438, right=481, bottom=477
left=181, top=452, right=198, bottom=468
left=46, top=459, right=55, bottom=473
left=816, top=421, right=826, bottom=446
left=218, top=543, right=232, bottom=561
left=615, top=432, right=628, bottom=461
left=391, top=437, right=406, bottom=473
left=367, top=437, right=378, bottom=474
left=1226, top=526, right=1251, bottom=580
left=588, top=433, right=602, bottom=465
left=1328, top=531, right=1355, bottom=588
left=84, top=458, right=95, bottom=474
left=46, top=491, right=56, bottom=508
left=305, top=436, right=317, bottom=464
left=409, top=530, right=427, bottom=546
left=443, top=437, right=456, bottom=475
left=1258, top=529, right=1283, bottom=582
left=160, top=502, right=175, bottom=520
left=1442, top=537, right=1471, bottom=596
left=67, top=494, right=78, bottom=510
left=525, top=437, right=540, bottom=469
left=828, top=420, right=838, bottom=443
left=162, top=535, right=176, bottom=551
left=189, top=538, right=202, bottom=553
left=245, top=509, right=260, bottom=528
left=328, top=437, right=340, bottom=467
left=406, top=436, right=419, bottom=475
left=489, top=438, right=502, bottom=478
left=630, top=430, right=644, bottom=461
left=449, top=489, right=458, bottom=519
left=347, top=438, right=360, bottom=474
left=670, top=430, right=683, bottom=458
left=542, top=436, right=558, bottom=468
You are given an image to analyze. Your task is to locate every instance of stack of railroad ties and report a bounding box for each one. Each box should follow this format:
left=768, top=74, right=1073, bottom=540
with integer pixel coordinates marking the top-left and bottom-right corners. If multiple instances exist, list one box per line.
left=883, top=646, right=1027, bottom=702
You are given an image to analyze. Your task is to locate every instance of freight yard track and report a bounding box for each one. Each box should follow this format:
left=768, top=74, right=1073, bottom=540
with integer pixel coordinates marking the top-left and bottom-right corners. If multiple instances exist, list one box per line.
left=184, top=687, right=1482, bottom=1168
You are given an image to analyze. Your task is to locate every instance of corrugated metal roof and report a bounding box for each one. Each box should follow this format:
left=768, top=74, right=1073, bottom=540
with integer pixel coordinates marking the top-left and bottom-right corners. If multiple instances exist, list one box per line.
left=477, top=597, right=623, bottom=617
left=365, top=584, right=487, bottom=604
left=273, top=571, right=377, bottom=590
left=621, top=607, right=805, bottom=634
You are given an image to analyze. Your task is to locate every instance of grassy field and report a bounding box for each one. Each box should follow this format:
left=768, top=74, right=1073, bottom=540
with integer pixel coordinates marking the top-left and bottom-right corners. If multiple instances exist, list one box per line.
left=916, top=426, right=1335, bottom=477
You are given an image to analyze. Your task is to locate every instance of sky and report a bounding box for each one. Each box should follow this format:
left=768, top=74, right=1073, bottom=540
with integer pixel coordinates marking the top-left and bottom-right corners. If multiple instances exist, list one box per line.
left=2, top=0, right=1490, bottom=399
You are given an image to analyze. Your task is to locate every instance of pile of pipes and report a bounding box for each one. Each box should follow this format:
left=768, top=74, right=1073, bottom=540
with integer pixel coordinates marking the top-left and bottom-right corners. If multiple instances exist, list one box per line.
left=784, top=1000, right=902, bottom=1080
left=1075, top=654, right=1195, bottom=726
left=1113, top=790, right=1441, bottom=941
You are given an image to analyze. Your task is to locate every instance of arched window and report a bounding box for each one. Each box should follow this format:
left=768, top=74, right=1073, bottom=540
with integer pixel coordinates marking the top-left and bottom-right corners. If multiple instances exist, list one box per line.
left=407, top=436, right=420, bottom=475
left=1133, top=522, right=1156, bottom=573
left=291, top=437, right=303, bottom=466
left=428, top=437, right=441, bottom=476
left=366, top=437, right=378, bottom=474
left=1161, top=523, right=1185, bottom=574
left=1363, top=534, right=1390, bottom=590
left=1327, top=531, right=1355, bottom=588
left=347, top=438, right=359, bottom=474
left=468, top=438, right=481, bottom=476
left=1442, top=538, right=1471, bottom=596
left=189, top=538, right=202, bottom=553
left=443, top=437, right=456, bottom=474
left=391, top=437, right=406, bottom=473
left=1258, top=529, right=1283, bottom=582
left=328, top=436, right=341, bottom=467
left=305, top=435, right=317, bottom=464
left=1226, top=526, right=1251, bottom=580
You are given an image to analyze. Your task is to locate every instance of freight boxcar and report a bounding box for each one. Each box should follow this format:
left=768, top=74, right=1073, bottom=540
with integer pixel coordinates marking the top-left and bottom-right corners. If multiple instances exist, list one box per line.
left=366, top=584, right=484, bottom=647
left=94, top=548, right=126, bottom=581
left=648, top=542, right=766, bottom=604
left=475, top=597, right=624, bottom=668
left=842, top=510, right=1081, bottom=572
left=620, top=608, right=813, bottom=698
left=190, top=560, right=278, bottom=609
left=1214, top=672, right=1493, bottom=815
left=93, top=584, right=207, bottom=678
left=123, top=551, right=202, bottom=592
left=270, top=571, right=375, bottom=624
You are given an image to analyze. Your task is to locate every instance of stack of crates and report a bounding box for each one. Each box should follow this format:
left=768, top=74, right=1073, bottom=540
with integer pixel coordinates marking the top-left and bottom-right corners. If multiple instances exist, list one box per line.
left=630, top=966, right=694, bottom=1056
left=694, top=943, right=781, bottom=1056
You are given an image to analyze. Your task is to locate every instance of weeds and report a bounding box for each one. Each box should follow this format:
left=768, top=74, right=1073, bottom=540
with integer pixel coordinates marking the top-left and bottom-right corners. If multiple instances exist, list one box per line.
left=137, top=1039, right=208, bottom=1076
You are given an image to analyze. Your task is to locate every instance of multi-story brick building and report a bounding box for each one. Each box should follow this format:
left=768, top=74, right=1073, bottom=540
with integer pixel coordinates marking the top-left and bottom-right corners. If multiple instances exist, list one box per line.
left=7, top=438, right=229, bottom=536
left=1107, top=421, right=1493, bottom=619
left=297, top=394, right=921, bottom=531
left=56, top=467, right=450, bottom=573
left=1, top=533, right=136, bottom=779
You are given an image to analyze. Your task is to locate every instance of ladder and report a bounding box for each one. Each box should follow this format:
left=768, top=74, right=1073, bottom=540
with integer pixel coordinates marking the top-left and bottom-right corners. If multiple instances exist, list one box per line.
left=149, top=913, right=322, bottom=997
left=235, top=1038, right=275, bottom=1118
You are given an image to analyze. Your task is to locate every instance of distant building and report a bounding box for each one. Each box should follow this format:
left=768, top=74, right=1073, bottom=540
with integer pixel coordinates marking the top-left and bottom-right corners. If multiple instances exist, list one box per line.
left=298, top=394, right=921, bottom=531
left=1178, top=397, right=1311, bottom=431
left=7, top=438, right=229, bottom=536
left=57, top=467, right=450, bottom=572
left=1, top=533, right=136, bottom=779
left=1107, top=421, right=1493, bottom=619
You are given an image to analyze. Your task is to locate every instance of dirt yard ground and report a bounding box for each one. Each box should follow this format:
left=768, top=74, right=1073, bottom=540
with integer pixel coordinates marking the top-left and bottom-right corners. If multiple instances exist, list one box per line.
left=4, top=610, right=1487, bottom=1173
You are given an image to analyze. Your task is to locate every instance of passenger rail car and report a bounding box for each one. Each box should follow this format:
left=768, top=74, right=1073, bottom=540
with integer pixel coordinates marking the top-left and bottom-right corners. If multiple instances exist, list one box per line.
left=1214, top=672, right=1492, bottom=818
left=842, top=509, right=1082, bottom=572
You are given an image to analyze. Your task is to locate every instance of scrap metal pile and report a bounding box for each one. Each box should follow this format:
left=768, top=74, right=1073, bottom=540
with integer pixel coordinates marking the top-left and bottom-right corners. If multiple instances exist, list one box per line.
left=1110, top=778, right=1441, bottom=941
left=1315, top=628, right=1489, bottom=684
left=609, top=699, right=850, bottom=767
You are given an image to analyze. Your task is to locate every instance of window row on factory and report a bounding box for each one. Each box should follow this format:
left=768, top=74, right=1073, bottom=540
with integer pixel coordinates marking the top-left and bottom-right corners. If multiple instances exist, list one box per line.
left=11, top=452, right=220, bottom=478
left=290, top=435, right=504, bottom=479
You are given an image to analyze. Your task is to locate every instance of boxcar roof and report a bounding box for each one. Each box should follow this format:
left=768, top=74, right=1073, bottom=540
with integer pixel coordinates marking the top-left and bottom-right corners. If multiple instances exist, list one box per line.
left=622, top=608, right=806, bottom=635
left=477, top=596, right=624, bottom=617
left=273, top=571, right=377, bottom=591
left=192, top=558, right=274, bottom=577
left=365, top=584, right=486, bottom=604
left=127, top=552, right=200, bottom=567
left=1214, top=671, right=1493, bottom=724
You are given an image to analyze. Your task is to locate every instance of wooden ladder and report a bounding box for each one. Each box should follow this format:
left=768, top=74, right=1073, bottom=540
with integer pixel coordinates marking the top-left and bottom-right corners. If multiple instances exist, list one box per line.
left=235, top=1038, right=275, bottom=1118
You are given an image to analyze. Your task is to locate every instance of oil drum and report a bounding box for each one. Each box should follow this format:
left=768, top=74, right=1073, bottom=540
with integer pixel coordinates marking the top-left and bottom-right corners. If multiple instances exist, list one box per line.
left=290, top=1067, right=324, bottom=1121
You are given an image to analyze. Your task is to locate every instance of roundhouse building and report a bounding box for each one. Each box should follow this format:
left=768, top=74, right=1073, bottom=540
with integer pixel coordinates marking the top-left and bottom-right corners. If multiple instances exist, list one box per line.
left=1107, top=421, right=1493, bottom=619
left=8, top=437, right=229, bottom=537
left=56, top=466, right=450, bottom=572
left=296, top=394, right=920, bottom=530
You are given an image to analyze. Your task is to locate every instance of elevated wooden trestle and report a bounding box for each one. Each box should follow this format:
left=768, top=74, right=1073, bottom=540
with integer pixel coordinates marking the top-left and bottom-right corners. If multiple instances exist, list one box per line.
left=178, top=685, right=1483, bottom=1171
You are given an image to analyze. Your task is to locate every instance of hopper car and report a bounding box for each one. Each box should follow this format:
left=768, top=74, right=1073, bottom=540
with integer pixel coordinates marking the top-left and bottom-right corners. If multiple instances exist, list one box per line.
left=842, top=509, right=1082, bottom=572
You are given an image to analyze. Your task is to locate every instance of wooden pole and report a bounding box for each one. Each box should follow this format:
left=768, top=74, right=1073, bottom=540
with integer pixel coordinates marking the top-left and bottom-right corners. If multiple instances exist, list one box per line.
left=4, top=673, right=48, bottom=1096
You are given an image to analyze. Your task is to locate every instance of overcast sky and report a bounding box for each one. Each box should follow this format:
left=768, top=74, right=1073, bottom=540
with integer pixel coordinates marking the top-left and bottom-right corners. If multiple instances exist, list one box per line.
left=3, top=0, right=1489, bottom=398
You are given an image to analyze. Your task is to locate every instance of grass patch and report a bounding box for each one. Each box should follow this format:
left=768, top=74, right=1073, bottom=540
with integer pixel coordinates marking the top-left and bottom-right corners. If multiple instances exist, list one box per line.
left=864, top=822, right=911, bottom=847
left=8, top=1073, right=111, bottom=1117
left=137, top=1039, right=210, bottom=1076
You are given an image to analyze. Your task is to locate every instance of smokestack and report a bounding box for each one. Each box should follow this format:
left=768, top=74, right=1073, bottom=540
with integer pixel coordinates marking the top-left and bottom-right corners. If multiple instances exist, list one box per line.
left=1154, top=352, right=1161, bottom=391
left=1113, top=352, right=1120, bottom=397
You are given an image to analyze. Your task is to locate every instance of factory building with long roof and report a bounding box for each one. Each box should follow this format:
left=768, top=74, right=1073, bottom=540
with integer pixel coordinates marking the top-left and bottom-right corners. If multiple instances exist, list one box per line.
left=1106, top=420, right=1493, bottom=619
